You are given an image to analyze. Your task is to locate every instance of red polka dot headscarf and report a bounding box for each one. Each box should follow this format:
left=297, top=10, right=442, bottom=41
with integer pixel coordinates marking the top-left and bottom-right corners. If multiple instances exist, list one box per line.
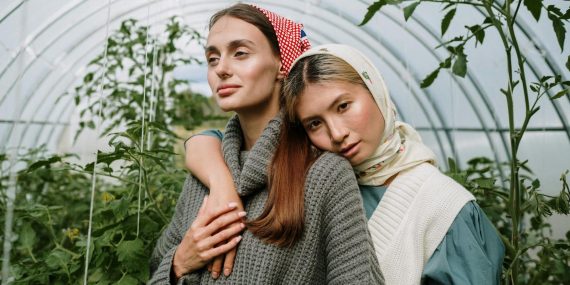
left=251, top=4, right=311, bottom=76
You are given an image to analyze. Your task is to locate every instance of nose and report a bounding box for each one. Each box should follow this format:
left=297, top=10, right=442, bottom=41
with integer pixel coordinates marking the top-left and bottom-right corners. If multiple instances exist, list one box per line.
left=215, top=56, right=231, bottom=79
left=328, top=120, right=349, bottom=145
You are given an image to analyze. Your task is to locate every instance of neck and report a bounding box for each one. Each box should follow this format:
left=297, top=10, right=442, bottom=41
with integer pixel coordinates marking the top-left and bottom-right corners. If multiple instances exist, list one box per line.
left=237, top=92, right=280, bottom=151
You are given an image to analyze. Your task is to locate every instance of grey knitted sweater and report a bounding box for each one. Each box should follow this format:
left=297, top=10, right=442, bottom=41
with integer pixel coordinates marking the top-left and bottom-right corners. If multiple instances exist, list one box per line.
left=149, top=115, right=384, bottom=284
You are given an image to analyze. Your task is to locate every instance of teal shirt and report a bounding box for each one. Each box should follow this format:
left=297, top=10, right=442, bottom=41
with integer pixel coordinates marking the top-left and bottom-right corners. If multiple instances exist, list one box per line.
left=194, top=130, right=505, bottom=284
left=360, top=185, right=504, bottom=285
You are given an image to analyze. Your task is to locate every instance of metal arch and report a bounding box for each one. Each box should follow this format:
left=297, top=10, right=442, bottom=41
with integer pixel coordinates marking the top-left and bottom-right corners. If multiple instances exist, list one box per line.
left=0, top=0, right=161, bottom=106
left=4, top=0, right=568, bottom=156
left=0, top=0, right=180, bottom=149
left=8, top=0, right=457, bottom=162
left=0, top=0, right=25, bottom=24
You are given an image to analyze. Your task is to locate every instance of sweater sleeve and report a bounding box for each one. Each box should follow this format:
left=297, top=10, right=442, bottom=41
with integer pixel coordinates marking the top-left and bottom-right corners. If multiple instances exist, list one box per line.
left=183, top=129, right=223, bottom=149
left=148, top=175, right=203, bottom=285
left=422, top=201, right=505, bottom=285
left=310, top=153, right=384, bottom=285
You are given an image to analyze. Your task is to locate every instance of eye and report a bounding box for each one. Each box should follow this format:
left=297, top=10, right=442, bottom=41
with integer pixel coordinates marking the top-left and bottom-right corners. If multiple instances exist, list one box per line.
left=235, top=50, right=248, bottom=57
left=338, top=102, right=350, bottom=112
left=207, top=56, right=219, bottom=66
left=306, top=120, right=322, bottom=131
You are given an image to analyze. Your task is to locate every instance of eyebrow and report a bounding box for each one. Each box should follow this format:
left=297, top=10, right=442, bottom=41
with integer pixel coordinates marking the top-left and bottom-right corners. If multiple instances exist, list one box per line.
left=300, top=93, right=350, bottom=124
left=205, top=39, right=256, bottom=54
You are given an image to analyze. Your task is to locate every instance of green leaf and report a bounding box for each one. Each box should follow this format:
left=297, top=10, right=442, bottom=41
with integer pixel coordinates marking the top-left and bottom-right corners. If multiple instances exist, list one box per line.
left=421, top=68, right=440, bottom=88
left=448, top=157, right=458, bottom=173
left=19, top=223, right=36, bottom=249
left=440, top=57, right=452, bottom=69
left=532, top=179, right=541, bottom=189
left=441, top=8, right=456, bottom=36
left=552, top=89, right=569, bottom=99
left=45, top=250, right=71, bottom=270
left=474, top=177, right=496, bottom=189
left=403, top=2, right=420, bottom=21
left=467, top=25, right=485, bottom=45
left=566, top=55, right=570, bottom=72
left=110, top=198, right=130, bottom=220
left=360, top=1, right=387, bottom=26
left=524, top=0, right=543, bottom=21
left=548, top=6, right=567, bottom=51
left=117, top=275, right=139, bottom=285
left=116, top=239, right=144, bottom=263
left=27, top=156, right=62, bottom=172
left=360, top=0, right=402, bottom=26
left=452, top=52, right=468, bottom=77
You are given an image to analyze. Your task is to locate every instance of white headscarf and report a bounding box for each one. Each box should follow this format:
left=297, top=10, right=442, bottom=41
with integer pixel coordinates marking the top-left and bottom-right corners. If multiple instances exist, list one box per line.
left=290, top=44, right=436, bottom=185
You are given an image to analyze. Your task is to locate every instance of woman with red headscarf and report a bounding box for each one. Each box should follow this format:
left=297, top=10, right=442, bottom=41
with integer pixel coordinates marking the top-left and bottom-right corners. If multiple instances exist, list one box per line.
left=149, top=4, right=383, bottom=284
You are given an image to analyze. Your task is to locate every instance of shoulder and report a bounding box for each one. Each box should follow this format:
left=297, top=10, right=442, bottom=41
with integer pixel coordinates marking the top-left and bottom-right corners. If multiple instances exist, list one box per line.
left=307, top=152, right=354, bottom=182
left=398, top=163, right=473, bottom=198
left=304, top=152, right=359, bottom=199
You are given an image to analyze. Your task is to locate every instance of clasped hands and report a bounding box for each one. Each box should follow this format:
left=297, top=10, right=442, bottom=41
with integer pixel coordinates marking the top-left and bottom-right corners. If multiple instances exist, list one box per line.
left=172, top=195, right=246, bottom=280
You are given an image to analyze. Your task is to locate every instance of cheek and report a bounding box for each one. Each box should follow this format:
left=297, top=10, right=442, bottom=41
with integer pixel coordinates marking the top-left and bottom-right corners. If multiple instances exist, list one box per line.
left=241, top=59, right=277, bottom=79
left=207, top=70, right=217, bottom=91
left=307, top=132, right=332, bottom=152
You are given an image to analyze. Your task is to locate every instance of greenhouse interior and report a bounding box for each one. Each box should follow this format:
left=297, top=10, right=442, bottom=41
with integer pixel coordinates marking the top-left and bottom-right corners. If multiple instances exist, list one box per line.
left=1, top=0, right=569, bottom=284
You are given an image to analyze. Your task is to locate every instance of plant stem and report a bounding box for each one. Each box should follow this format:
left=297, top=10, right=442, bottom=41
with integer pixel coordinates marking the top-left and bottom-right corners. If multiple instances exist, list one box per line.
left=26, top=247, right=38, bottom=263
left=484, top=1, right=521, bottom=283
left=142, top=167, right=168, bottom=223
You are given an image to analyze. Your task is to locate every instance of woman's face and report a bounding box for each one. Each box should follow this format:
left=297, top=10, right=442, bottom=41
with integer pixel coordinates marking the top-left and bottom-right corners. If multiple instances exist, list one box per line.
left=206, top=16, right=284, bottom=113
left=295, top=81, right=385, bottom=166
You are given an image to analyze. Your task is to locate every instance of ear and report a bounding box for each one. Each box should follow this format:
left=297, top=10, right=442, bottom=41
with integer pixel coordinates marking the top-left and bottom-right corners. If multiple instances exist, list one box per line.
left=277, top=68, right=287, bottom=80
left=276, top=61, right=286, bottom=80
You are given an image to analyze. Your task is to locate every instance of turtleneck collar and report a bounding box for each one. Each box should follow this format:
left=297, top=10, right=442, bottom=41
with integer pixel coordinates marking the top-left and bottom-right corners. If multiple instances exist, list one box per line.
left=222, top=114, right=282, bottom=196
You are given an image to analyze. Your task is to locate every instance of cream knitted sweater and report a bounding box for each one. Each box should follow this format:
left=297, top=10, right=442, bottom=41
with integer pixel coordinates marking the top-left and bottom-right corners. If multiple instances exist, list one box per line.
left=368, top=163, right=475, bottom=285
left=149, top=115, right=384, bottom=284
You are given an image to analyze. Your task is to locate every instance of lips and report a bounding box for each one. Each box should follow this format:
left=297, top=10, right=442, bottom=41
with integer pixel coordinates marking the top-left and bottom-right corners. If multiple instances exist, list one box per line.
left=217, top=84, right=241, bottom=97
left=340, top=141, right=360, bottom=158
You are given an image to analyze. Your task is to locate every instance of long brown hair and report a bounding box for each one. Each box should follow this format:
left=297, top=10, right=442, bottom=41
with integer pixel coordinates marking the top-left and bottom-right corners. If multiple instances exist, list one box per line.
left=259, top=54, right=367, bottom=247
left=209, top=4, right=306, bottom=247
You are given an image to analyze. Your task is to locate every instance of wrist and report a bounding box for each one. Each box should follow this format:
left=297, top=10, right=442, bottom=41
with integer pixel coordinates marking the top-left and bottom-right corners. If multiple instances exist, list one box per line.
left=172, top=248, right=186, bottom=280
left=208, top=174, right=236, bottom=195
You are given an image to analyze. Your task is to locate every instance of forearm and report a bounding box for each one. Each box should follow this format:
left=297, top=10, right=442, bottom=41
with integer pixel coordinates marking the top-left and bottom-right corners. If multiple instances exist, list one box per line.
left=185, top=135, right=234, bottom=194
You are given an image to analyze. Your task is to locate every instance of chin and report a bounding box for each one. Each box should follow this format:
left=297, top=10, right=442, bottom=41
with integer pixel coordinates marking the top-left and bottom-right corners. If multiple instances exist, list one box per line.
left=216, top=98, right=239, bottom=112
left=349, top=155, right=365, bottom=166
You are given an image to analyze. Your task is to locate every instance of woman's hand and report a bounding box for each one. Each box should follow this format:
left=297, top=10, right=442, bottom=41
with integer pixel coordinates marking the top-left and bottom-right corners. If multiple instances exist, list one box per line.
left=172, top=196, right=246, bottom=280
left=204, top=184, right=245, bottom=279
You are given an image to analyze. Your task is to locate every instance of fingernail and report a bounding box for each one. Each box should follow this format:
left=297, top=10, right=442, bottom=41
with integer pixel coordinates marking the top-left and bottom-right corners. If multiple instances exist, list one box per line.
left=224, top=268, right=231, bottom=276
left=212, top=271, right=219, bottom=279
left=238, top=211, right=247, bottom=217
left=235, top=235, right=242, bottom=242
left=240, top=223, right=245, bottom=229
left=228, top=202, right=237, bottom=208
